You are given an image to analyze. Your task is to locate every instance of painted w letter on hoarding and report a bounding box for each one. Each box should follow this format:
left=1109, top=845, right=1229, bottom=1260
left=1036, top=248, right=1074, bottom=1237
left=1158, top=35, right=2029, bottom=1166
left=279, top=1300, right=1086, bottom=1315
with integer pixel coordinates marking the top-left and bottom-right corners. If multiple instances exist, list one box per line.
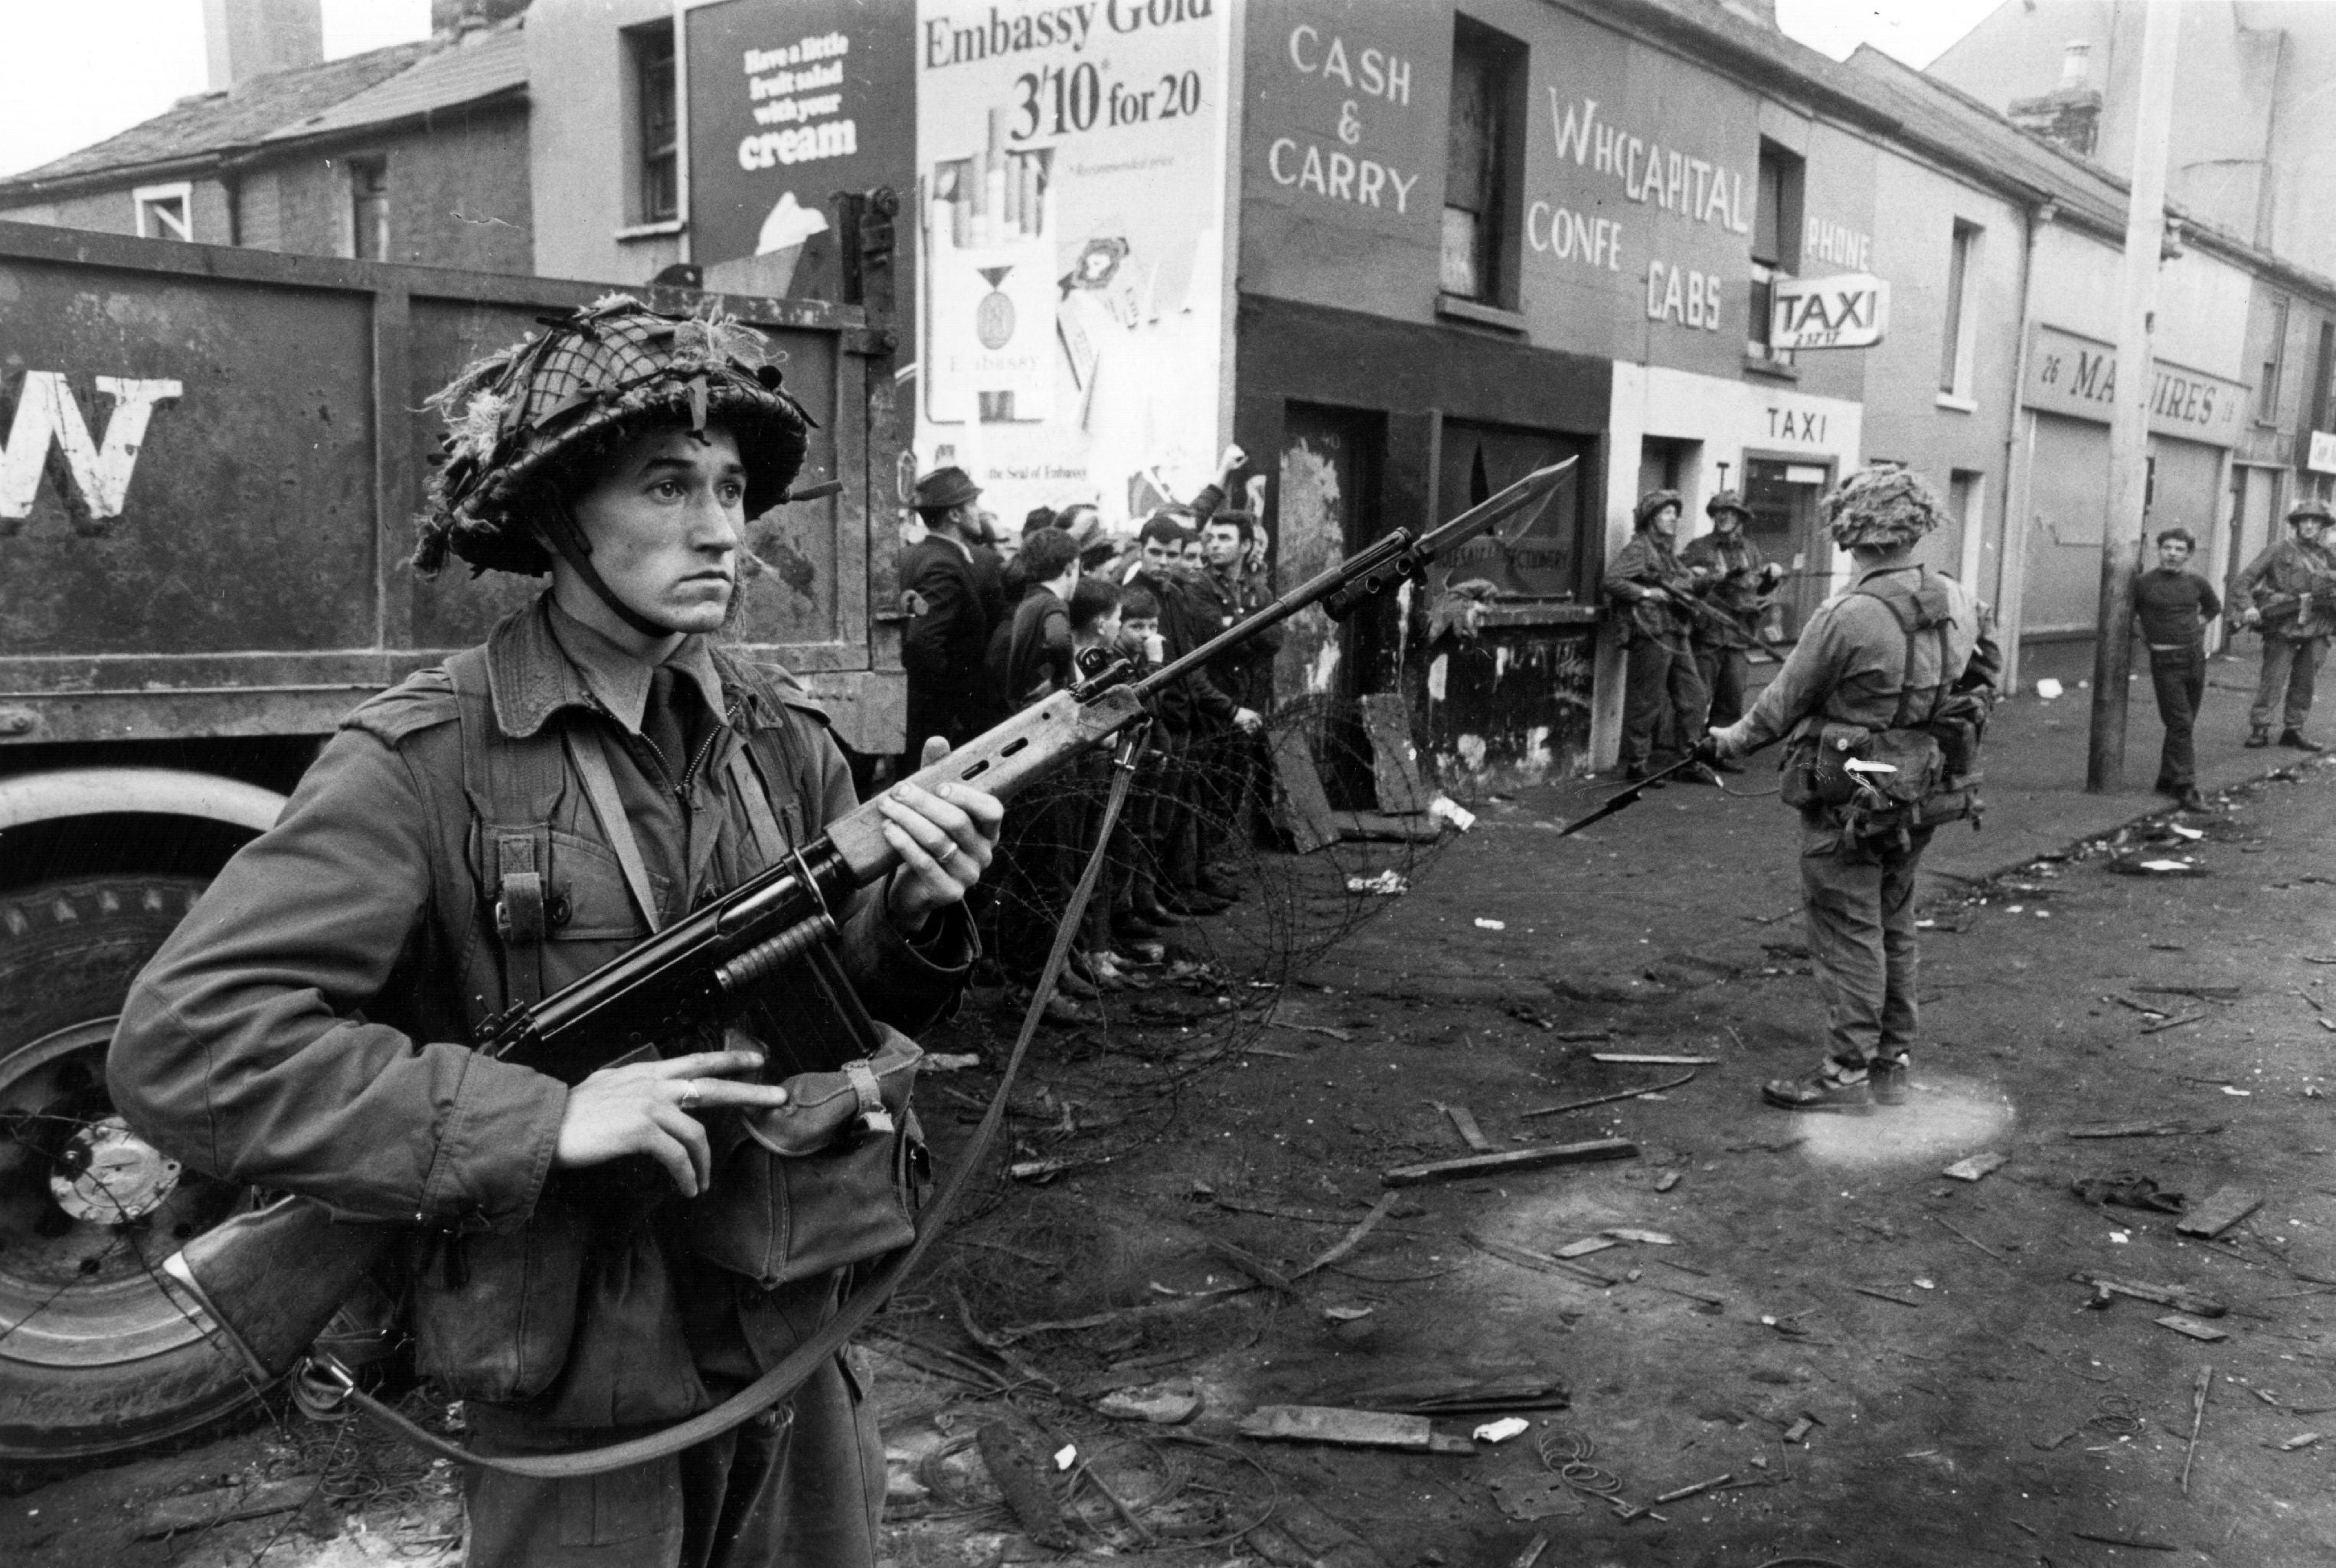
left=0, top=371, right=182, bottom=531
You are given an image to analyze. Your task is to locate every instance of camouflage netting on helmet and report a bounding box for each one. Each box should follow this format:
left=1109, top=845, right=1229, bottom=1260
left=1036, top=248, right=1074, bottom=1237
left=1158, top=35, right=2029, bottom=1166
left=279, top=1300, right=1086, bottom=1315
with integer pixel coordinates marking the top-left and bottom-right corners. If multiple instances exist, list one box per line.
left=1821, top=466, right=1947, bottom=550
left=414, top=294, right=814, bottom=577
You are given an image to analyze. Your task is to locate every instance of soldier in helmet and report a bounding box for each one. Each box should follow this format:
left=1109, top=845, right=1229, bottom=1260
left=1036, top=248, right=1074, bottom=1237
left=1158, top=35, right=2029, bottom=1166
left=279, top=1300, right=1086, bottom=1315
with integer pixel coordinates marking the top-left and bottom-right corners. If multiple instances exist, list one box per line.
left=108, top=298, right=1003, bottom=1566
left=1708, top=468, right=2001, bottom=1112
left=1679, top=489, right=1782, bottom=750
left=1603, top=489, right=1713, bottom=782
left=2233, top=497, right=2336, bottom=751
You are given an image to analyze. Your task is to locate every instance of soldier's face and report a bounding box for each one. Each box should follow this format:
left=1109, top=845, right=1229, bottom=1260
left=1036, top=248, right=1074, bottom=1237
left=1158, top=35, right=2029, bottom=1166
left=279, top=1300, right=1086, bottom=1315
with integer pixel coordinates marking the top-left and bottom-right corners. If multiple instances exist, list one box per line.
left=1647, top=506, right=1680, bottom=541
left=2297, top=518, right=2326, bottom=547
left=569, top=424, right=745, bottom=639
left=1713, top=509, right=1743, bottom=535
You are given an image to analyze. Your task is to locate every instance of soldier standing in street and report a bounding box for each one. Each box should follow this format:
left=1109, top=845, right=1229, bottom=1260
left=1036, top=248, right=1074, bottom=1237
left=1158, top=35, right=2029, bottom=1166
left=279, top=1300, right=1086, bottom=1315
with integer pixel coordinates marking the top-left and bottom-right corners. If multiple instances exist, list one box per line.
left=1680, top=489, right=1781, bottom=757
left=2132, top=527, right=2220, bottom=810
left=2233, top=498, right=2336, bottom=751
left=900, top=466, right=1000, bottom=762
left=106, top=299, right=1003, bottom=1566
left=1604, top=489, right=1713, bottom=782
left=1708, top=468, right=2000, bottom=1112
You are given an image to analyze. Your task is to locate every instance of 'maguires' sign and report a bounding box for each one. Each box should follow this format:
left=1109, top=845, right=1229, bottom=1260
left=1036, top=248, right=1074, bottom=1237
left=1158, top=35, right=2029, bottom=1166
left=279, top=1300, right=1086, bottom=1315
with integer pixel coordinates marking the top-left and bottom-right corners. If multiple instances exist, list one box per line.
left=1768, top=273, right=1887, bottom=350
left=2022, top=324, right=2249, bottom=447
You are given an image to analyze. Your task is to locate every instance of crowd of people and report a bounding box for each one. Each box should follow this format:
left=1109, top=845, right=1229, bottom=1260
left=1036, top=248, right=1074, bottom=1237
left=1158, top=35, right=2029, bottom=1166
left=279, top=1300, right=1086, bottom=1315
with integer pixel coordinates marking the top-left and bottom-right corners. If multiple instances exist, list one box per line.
left=897, top=451, right=1280, bottom=1023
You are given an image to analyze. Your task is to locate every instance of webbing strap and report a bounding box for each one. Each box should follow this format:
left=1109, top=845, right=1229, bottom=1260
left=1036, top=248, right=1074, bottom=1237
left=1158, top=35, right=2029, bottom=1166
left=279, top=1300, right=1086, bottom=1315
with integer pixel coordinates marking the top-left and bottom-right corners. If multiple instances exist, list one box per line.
left=563, top=727, right=662, bottom=933
left=325, top=724, right=1152, bottom=1478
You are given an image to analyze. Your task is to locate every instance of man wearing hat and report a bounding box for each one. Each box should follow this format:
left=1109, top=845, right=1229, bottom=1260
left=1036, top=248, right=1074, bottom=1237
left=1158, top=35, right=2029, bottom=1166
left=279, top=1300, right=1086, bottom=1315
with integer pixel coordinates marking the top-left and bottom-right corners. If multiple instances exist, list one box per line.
left=1603, top=489, right=1713, bottom=782
left=1680, top=489, right=1782, bottom=747
left=2233, top=498, right=2336, bottom=750
left=108, top=298, right=1002, bottom=1566
left=900, top=465, right=1002, bottom=763
left=1709, top=468, right=2000, bottom=1112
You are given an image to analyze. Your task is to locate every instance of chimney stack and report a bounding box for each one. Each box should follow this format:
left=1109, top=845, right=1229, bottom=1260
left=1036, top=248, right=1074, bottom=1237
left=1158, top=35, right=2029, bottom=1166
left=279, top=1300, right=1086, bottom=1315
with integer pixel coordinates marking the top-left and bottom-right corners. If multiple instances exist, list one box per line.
left=203, top=0, right=324, bottom=93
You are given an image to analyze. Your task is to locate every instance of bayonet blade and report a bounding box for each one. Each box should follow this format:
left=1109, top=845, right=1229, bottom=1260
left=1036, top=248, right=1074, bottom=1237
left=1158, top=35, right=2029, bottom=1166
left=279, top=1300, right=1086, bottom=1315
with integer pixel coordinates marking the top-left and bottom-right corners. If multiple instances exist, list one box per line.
left=1414, top=457, right=1576, bottom=564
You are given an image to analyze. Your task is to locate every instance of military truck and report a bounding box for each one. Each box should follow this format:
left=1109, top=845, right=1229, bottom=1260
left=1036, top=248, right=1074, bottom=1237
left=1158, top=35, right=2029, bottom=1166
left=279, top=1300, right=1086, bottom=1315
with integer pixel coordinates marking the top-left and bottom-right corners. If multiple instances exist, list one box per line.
left=0, top=214, right=906, bottom=1460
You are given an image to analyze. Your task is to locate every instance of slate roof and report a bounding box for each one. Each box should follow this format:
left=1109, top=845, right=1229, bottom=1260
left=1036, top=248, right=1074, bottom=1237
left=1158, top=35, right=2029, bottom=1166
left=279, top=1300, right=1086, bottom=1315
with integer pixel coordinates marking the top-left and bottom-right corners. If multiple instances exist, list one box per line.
left=263, top=27, right=526, bottom=146
left=0, top=44, right=432, bottom=194
left=0, top=22, right=526, bottom=200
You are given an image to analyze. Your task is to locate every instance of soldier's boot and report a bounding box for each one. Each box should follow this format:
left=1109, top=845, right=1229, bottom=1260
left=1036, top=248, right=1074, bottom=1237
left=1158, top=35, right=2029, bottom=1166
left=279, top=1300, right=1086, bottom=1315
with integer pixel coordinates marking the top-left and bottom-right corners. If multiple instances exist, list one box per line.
left=1761, top=1060, right=1871, bottom=1112
left=1868, top=1052, right=1911, bottom=1107
left=2279, top=729, right=2325, bottom=752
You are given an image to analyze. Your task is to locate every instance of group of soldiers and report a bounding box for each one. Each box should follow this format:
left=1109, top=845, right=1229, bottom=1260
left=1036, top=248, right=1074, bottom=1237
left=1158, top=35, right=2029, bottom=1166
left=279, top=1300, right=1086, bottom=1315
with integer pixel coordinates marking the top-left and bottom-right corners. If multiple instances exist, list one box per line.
left=1603, top=487, right=1786, bottom=781
left=895, top=456, right=1278, bottom=1020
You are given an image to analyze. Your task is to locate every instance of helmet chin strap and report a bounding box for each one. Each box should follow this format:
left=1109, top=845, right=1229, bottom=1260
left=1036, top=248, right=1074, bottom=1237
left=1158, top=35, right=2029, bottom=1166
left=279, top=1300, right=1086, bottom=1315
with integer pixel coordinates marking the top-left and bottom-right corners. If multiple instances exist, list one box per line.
left=541, top=495, right=675, bottom=641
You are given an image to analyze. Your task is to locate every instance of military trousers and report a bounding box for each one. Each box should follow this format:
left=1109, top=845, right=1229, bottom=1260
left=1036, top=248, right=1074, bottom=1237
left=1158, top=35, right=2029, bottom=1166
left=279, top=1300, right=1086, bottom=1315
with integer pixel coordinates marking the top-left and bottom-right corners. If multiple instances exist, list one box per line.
left=1800, top=816, right=1933, bottom=1068
left=2251, top=633, right=2328, bottom=733
left=1620, top=634, right=1708, bottom=771
left=1694, top=644, right=1750, bottom=730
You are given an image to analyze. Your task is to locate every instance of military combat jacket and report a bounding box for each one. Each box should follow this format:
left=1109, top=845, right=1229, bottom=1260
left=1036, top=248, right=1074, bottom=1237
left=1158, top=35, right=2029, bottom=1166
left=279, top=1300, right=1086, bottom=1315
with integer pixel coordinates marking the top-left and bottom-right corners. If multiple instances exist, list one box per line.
left=2234, top=535, right=2336, bottom=641
left=109, top=593, right=969, bottom=1428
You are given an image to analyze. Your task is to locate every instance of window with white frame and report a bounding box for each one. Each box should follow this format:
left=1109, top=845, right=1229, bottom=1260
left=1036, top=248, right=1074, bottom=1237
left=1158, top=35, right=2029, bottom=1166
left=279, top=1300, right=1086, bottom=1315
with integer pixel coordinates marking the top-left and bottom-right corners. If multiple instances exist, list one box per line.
left=1939, top=220, right=1982, bottom=401
left=133, top=182, right=192, bottom=242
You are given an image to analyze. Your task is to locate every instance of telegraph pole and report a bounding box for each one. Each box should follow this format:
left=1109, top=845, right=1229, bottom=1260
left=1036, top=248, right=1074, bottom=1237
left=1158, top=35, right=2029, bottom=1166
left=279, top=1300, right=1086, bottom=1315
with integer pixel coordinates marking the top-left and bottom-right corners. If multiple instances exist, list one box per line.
left=2085, top=2, right=2181, bottom=792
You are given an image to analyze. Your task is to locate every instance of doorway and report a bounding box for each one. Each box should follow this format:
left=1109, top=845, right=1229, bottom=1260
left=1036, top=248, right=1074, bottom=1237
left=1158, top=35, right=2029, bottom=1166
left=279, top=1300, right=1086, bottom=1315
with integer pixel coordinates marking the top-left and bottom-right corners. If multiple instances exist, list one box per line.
left=1742, top=456, right=1833, bottom=638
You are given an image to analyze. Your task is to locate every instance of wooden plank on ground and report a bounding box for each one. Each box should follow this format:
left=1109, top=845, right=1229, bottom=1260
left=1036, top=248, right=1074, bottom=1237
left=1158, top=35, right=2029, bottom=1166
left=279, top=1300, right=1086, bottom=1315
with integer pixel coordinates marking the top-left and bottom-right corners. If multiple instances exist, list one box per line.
left=1361, top=693, right=1427, bottom=815
left=1237, top=1405, right=1473, bottom=1453
left=1383, top=1138, right=1638, bottom=1187
left=1268, top=726, right=1340, bottom=854
left=2178, top=1185, right=2265, bottom=1239
left=1335, top=810, right=1442, bottom=843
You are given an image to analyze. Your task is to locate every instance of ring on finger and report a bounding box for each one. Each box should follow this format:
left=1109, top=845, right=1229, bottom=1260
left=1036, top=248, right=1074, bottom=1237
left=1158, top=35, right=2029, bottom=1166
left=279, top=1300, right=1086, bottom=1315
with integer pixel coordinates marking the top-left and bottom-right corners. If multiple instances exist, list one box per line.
left=678, top=1079, right=699, bottom=1110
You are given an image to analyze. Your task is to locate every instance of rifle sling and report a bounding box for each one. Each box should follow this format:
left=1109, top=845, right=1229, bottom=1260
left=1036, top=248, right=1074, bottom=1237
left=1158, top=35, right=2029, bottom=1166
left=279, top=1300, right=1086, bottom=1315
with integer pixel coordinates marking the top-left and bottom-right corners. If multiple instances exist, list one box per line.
left=325, top=727, right=1150, bottom=1479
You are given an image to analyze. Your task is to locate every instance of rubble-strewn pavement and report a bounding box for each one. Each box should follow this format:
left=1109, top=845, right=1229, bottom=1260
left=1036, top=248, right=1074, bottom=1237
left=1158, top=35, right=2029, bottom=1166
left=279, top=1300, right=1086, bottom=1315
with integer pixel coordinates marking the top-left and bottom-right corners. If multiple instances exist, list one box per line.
left=11, top=658, right=2336, bottom=1566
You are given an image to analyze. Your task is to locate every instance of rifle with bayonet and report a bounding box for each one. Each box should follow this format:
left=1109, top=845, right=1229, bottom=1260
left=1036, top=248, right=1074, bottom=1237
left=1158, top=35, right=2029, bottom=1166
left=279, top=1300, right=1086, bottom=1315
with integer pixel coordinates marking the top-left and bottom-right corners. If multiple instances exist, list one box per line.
left=157, top=459, right=1577, bottom=1387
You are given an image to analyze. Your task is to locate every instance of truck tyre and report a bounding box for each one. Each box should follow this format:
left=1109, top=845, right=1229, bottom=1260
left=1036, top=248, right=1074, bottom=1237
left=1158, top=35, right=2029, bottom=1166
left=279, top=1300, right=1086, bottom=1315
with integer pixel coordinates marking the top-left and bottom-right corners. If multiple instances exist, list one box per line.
left=0, top=875, right=270, bottom=1462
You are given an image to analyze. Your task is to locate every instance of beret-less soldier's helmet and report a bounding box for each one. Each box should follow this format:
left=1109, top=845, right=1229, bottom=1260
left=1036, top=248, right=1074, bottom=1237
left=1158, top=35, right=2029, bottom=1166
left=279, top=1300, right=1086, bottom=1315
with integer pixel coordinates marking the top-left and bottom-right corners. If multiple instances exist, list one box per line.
left=1635, top=488, right=1684, bottom=530
left=413, top=294, right=814, bottom=583
left=1706, top=488, right=1752, bottom=520
left=2288, top=498, right=2334, bottom=527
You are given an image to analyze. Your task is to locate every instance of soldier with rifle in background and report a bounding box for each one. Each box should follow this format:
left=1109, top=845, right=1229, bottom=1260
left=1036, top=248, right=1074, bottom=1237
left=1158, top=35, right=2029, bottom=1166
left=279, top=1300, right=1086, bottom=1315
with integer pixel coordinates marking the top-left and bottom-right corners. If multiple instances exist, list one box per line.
left=106, top=299, right=1002, bottom=1568
left=1680, top=488, right=1783, bottom=764
left=1604, top=489, right=1715, bottom=784
left=2233, top=497, right=2336, bottom=752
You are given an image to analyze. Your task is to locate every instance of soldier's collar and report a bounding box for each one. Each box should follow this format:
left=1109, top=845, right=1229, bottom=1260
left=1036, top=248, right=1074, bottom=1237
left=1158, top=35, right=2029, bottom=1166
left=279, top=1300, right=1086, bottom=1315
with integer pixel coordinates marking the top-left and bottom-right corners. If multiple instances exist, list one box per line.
left=485, top=593, right=731, bottom=740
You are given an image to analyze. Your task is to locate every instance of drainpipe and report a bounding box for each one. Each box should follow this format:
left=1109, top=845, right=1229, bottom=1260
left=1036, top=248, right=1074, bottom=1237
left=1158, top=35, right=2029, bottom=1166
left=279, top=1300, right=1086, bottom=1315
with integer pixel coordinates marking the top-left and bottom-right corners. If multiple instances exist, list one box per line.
left=1995, top=196, right=2055, bottom=697
left=672, top=0, right=693, bottom=265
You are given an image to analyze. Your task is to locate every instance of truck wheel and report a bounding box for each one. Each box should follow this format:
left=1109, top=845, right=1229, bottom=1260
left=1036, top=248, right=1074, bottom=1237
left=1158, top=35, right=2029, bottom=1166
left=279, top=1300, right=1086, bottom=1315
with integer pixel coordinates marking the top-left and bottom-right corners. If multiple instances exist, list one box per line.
left=0, top=876, right=270, bottom=1462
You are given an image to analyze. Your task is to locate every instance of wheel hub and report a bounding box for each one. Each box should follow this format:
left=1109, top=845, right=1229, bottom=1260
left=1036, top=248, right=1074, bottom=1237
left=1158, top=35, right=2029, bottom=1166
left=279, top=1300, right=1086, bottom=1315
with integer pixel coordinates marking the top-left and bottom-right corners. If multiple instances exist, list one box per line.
left=49, top=1116, right=181, bottom=1223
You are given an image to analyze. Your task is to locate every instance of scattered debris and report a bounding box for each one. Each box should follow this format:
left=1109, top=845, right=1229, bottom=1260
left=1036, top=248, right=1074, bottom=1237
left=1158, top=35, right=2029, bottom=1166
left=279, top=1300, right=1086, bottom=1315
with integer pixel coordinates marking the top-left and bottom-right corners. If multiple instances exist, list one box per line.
left=1782, top=1413, right=1819, bottom=1444
left=1436, top=1101, right=1495, bottom=1152
left=1655, top=1171, right=1682, bottom=1192
left=136, top=1479, right=313, bottom=1539
left=1854, top=1285, right=1924, bottom=1308
left=1237, top=1404, right=1475, bottom=1454
left=1363, top=1374, right=1570, bottom=1414
left=1603, top=1227, right=1677, bottom=1245
left=978, top=1421, right=1077, bottom=1548
left=1201, top=1236, right=1299, bottom=1297
left=2182, top=1367, right=2214, bottom=1494
left=1474, top=916, right=1507, bottom=931
left=2279, top=1432, right=2324, bottom=1452
left=1490, top=1476, right=1586, bottom=1522
left=1096, top=1380, right=1204, bottom=1424
left=1509, top=1531, right=1555, bottom=1566
left=1428, top=794, right=1478, bottom=832
left=1590, top=1052, right=1719, bottom=1065
left=1269, top=1016, right=1355, bottom=1041
left=2138, top=984, right=2241, bottom=1001
left=1474, top=1416, right=1531, bottom=1443
left=2159, top=1313, right=2230, bottom=1343
left=2074, top=1530, right=2178, bottom=1553
left=1653, top=1473, right=1733, bottom=1504
left=1521, top=1070, right=1699, bottom=1119
left=2178, top=1185, right=2266, bottom=1238
left=2142, top=1011, right=2205, bottom=1035
left=2066, top=1121, right=2223, bottom=1139
left=1361, top=692, right=1428, bottom=814
left=2072, top=1174, right=2187, bottom=1213
left=1267, top=726, right=1341, bottom=853
left=1346, top=870, right=1410, bottom=896
left=1383, top=1137, right=1638, bottom=1187
left=1931, top=1214, right=2012, bottom=1263
left=1293, top=1192, right=1402, bottom=1280
left=923, top=1051, right=983, bottom=1073
left=1009, top=1156, right=1082, bottom=1182
left=1554, top=1236, right=1619, bottom=1259
left=2073, top=1272, right=2226, bottom=1316
left=1466, top=1230, right=1621, bottom=1289
left=1942, top=1152, right=2007, bottom=1182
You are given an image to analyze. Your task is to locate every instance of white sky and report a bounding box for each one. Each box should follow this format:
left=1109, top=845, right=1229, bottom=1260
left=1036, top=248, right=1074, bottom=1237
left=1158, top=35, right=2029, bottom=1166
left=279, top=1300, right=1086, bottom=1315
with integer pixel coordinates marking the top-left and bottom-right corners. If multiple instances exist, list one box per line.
left=0, top=0, right=1999, bottom=181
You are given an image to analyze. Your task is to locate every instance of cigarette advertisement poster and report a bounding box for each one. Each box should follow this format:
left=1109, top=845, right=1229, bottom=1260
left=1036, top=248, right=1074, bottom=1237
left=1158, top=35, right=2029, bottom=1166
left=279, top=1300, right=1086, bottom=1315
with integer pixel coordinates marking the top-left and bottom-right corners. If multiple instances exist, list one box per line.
left=914, top=0, right=1232, bottom=529
left=688, top=0, right=915, bottom=304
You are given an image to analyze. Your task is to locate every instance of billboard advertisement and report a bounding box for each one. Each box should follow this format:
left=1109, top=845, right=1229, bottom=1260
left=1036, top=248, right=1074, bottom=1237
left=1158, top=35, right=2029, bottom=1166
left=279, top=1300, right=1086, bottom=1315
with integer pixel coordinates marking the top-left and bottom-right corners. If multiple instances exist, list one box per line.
left=914, top=0, right=1233, bottom=528
left=688, top=0, right=916, bottom=303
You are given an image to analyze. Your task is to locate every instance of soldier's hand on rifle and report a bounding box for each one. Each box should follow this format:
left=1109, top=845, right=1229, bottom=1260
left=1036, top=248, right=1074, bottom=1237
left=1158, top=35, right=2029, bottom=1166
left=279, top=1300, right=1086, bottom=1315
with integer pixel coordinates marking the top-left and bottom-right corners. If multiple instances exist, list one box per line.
left=1233, top=707, right=1265, bottom=734
left=1641, top=586, right=1671, bottom=603
left=555, top=1048, right=788, bottom=1197
left=1705, top=722, right=1749, bottom=761
left=881, top=736, right=1006, bottom=928
left=2243, top=606, right=2262, bottom=628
